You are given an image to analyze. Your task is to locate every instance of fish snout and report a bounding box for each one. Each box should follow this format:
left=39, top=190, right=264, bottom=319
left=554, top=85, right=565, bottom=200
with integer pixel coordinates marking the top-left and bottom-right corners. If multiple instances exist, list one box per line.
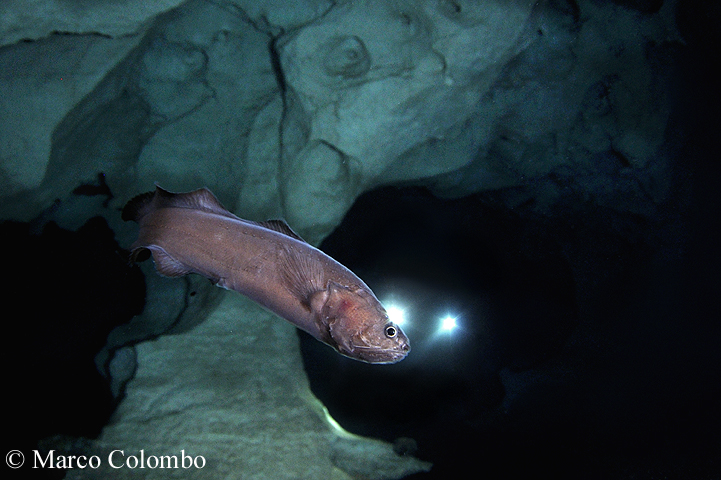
left=395, top=327, right=411, bottom=354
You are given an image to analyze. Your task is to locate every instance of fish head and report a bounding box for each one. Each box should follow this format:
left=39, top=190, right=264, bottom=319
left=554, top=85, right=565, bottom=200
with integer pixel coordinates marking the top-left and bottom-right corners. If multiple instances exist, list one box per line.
left=319, top=282, right=410, bottom=364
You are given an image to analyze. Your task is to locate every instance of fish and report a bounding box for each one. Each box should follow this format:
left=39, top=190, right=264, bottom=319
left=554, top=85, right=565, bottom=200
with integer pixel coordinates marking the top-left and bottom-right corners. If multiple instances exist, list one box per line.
left=122, top=185, right=410, bottom=364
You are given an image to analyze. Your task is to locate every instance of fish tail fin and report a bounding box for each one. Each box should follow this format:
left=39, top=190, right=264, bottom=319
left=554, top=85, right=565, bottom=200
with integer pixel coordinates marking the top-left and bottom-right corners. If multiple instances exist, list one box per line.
left=122, top=184, right=227, bottom=279
left=128, top=245, right=151, bottom=263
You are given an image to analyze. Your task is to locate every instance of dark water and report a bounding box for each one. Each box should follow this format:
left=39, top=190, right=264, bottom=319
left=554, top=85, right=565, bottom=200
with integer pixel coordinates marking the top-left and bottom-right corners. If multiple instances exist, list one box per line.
left=298, top=14, right=721, bottom=476
left=2, top=1, right=719, bottom=478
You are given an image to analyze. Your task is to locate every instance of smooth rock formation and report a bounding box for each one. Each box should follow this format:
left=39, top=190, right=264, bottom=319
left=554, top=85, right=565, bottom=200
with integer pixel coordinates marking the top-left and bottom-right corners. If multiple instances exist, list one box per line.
left=0, top=33, right=143, bottom=200
left=0, top=0, right=684, bottom=478
left=0, top=0, right=679, bottom=241
left=0, top=0, right=185, bottom=46
left=0, top=0, right=540, bottom=241
left=274, top=0, right=538, bottom=239
left=64, top=293, right=431, bottom=480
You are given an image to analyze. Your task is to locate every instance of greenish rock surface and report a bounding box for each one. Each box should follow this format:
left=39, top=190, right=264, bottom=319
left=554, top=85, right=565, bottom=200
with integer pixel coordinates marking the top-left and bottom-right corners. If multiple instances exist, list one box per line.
left=64, top=293, right=431, bottom=479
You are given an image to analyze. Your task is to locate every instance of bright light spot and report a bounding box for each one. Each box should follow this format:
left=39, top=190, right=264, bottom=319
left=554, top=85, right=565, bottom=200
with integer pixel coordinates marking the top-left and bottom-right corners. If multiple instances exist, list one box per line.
left=386, top=305, right=406, bottom=326
left=440, top=315, right=457, bottom=332
left=322, top=406, right=355, bottom=439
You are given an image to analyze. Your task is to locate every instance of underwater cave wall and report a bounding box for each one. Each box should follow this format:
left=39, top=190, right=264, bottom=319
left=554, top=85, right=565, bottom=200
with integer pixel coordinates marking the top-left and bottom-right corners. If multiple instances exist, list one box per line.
left=0, top=1, right=687, bottom=479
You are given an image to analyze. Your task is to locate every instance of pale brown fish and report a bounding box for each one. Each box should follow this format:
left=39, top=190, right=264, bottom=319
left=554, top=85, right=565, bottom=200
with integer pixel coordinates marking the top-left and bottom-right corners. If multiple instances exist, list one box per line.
left=122, top=185, right=410, bottom=364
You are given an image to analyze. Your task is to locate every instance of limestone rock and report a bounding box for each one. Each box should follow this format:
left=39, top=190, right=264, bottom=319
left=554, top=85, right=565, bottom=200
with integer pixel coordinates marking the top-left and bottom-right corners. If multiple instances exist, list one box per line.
left=0, top=33, right=142, bottom=202
left=0, top=0, right=185, bottom=46
left=0, top=0, right=680, bottom=235
left=65, top=293, right=431, bottom=480
left=277, top=0, right=538, bottom=239
left=0, top=1, right=683, bottom=477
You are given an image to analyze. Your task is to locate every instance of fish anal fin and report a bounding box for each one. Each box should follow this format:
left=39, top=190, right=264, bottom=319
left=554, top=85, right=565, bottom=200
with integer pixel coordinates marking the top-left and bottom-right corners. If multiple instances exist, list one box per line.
left=143, top=246, right=192, bottom=277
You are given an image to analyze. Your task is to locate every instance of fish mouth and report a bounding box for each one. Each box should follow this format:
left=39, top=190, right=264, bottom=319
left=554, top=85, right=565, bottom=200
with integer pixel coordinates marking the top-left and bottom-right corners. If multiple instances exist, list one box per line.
left=373, top=351, right=409, bottom=364
left=348, top=343, right=410, bottom=364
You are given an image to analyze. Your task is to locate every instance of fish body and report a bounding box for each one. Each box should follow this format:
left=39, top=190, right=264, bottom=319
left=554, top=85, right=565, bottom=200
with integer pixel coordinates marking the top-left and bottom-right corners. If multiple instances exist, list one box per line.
left=122, top=185, right=409, bottom=364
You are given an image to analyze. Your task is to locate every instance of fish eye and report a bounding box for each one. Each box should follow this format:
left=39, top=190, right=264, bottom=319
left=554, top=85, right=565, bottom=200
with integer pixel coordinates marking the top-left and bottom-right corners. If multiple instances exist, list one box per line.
left=384, top=325, right=397, bottom=338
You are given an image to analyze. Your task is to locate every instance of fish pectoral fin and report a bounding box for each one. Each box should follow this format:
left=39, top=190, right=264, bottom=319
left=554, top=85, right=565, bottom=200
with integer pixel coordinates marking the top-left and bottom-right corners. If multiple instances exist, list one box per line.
left=309, top=289, right=330, bottom=313
left=278, top=244, right=325, bottom=303
left=147, top=246, right=192, bottom=277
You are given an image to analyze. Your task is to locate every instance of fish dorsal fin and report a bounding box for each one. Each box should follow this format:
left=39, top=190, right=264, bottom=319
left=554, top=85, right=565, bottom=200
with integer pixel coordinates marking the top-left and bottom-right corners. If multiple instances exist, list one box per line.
left=122, top=184, right=237, bottom=223
left=252, top=219, right=307, bottom=243
left=153, top=184, right=237, bottom=219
